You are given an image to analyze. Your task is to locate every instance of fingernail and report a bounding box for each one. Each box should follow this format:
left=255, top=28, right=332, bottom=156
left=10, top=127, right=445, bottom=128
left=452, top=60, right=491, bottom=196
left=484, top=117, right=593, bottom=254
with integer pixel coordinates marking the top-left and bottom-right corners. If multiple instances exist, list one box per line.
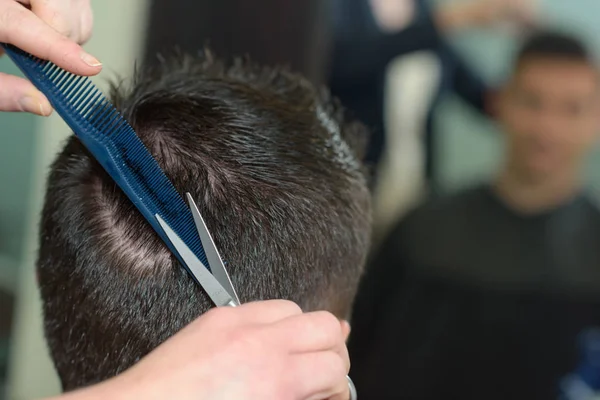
left=39, top=102, right=53, bottom=116
left=19, top=96, right=41, bottom=114
left=19, top=96, right=52, bottom=116
left=80, top=52, right=102, bottom=67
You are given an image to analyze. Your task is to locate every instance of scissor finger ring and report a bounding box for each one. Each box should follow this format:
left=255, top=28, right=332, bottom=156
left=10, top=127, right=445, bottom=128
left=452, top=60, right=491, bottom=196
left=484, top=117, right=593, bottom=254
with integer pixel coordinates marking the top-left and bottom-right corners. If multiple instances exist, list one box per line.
left=347, top=375, right=357, bottom=400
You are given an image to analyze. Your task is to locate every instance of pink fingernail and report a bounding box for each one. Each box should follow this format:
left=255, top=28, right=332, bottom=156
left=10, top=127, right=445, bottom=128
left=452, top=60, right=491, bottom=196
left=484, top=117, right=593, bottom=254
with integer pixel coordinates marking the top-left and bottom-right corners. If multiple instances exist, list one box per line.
left=80, top=52, right=102, bottom=67
left=19, top=96, right=41, bottom=114
left=19, top=96, right=52, bottom=116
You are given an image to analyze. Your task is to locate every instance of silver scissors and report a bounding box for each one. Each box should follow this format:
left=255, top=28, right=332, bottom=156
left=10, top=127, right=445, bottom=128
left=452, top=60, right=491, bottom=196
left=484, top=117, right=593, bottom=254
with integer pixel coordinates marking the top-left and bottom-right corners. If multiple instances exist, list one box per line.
left=155, top=192, right=240, bottom=308
left=156, top=192, right=357, bottom=400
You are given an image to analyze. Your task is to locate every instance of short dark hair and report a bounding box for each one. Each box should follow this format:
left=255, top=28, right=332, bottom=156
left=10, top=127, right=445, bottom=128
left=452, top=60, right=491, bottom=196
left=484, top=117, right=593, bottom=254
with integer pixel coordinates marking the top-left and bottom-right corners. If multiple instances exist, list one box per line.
left=515, top=30, right=593, bottom=67
left=37, top=51, right=372, bottom=391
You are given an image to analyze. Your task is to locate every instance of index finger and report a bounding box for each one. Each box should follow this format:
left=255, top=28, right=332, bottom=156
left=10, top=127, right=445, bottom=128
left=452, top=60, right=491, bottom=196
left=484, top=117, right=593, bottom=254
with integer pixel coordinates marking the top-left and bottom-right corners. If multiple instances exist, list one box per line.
left=271, top=311, right=346, bottom=354
left=272, top=311, right=351, bottom=373
left=0, top=0, right=100, bottom=75
left=235, top=300, right=303, bottom=325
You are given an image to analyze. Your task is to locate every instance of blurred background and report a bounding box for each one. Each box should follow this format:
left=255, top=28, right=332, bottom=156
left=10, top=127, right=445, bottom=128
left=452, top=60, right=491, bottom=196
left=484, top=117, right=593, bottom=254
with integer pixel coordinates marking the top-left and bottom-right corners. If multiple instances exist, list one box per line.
left=2, top=0, right=600, bottom=398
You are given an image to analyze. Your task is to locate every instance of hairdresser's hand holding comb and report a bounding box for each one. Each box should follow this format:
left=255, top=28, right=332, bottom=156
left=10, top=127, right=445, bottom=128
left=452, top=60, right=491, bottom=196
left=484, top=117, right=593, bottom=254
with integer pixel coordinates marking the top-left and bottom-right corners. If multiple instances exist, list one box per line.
left=0, top=0, right=99, bottom=115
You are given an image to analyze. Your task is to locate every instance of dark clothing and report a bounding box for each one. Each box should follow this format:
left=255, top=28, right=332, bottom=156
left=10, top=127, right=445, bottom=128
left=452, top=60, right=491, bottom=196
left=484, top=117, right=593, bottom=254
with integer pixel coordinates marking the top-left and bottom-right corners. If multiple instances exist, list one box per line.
left=144, top=0, right=332, bottom=85
left=328, top=0, right=488, bottom=176
left=349, top=185, right=600, bottom=399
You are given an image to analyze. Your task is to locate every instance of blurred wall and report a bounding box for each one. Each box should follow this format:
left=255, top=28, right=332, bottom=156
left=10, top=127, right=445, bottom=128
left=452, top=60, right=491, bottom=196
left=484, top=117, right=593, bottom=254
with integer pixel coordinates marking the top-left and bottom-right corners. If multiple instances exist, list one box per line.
left=0, top=60, right=35, bottom=399
left=5, top=1, right=150, bottom=398
left=0, top=27, right=41, bottom=400
left=435, top=0, right=600, bottom=192
left=0, top=72, right=36, bottom=277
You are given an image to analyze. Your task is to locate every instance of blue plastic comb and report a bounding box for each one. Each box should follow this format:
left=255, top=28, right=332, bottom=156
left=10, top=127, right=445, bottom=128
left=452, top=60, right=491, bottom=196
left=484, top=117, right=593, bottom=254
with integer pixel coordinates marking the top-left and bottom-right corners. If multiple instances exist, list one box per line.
left=0, top=43, right=211, bottom=275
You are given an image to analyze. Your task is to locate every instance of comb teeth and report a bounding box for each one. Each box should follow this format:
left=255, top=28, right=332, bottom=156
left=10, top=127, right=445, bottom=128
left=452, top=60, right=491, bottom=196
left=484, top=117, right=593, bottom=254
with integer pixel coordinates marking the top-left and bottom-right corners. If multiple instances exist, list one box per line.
left=1, top=43, right=211, bottom=273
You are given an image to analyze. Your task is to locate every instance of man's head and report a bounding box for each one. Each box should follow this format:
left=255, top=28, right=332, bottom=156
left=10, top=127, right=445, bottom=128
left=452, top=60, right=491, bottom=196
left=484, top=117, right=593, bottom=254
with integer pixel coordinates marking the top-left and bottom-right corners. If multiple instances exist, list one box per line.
left=37, top=53, right=371, bottom=390
left=497, top=31, right=600, bottom=182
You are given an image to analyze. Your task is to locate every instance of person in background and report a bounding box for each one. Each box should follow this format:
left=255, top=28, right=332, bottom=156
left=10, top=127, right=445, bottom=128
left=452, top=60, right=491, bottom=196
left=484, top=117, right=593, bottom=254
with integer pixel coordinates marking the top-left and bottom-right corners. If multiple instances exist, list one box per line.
left=329, top=0, right=537, bottom=185
left=349, top=31, right=600, bottom=399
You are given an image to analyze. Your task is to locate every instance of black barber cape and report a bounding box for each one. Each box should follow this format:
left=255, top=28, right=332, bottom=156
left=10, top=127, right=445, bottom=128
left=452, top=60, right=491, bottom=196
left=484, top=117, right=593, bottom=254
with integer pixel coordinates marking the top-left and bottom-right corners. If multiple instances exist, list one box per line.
left=349, top=185, right=600, bottom=399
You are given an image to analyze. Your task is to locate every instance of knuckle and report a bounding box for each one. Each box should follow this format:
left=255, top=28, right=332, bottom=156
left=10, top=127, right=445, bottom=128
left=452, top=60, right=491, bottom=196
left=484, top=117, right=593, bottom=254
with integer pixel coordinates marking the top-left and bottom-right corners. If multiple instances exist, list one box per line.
left=202, top=306, right=235, bottom=326
left=325, top=353, right=347, bottom=378
left=231, top=327, right=272, bottom=356
left=227, top=329, right=249, bottom=348
left=79, top=23, right=92, bottom=44
left=62, top=25, right=75, bottom=40
left=47, top=39, right=77, bottom=66
left=275, top=299, right=302, bottom=315
left=48, top=11, right=72, bottom=38
left=313, top=311, right=342, bottom=336
left=0, top=6, right=24, bottom=43
left=78, top=8, right=93, bottom=44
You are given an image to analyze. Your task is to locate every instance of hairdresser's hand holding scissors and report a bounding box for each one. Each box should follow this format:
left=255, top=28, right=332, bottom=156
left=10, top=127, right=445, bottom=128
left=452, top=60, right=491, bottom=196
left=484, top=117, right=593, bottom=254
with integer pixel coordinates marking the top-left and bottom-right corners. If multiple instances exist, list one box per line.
left=0, top=0, right=100, bottom=115
left=48, top=300, right=353, bottom=400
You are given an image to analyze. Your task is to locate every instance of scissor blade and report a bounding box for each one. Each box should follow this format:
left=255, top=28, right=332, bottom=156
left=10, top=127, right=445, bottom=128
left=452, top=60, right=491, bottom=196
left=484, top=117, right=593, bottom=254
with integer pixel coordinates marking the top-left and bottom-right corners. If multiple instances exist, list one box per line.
left=186, top=193, right=240, bottom=304
left=155, top=214, right=238, bottom=307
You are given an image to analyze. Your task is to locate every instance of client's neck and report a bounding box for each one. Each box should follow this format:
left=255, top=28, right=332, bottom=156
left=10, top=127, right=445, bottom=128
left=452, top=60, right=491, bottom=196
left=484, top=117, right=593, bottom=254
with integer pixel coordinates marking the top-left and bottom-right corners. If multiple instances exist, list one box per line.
left=493, top=162, right=582, bottom=215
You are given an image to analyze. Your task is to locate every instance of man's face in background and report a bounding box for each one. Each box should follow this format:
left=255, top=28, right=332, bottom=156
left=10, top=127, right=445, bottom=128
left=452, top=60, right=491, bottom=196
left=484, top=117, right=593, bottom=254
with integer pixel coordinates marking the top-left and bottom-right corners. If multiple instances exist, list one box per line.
left=498, top=57, right=600, bottom=181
